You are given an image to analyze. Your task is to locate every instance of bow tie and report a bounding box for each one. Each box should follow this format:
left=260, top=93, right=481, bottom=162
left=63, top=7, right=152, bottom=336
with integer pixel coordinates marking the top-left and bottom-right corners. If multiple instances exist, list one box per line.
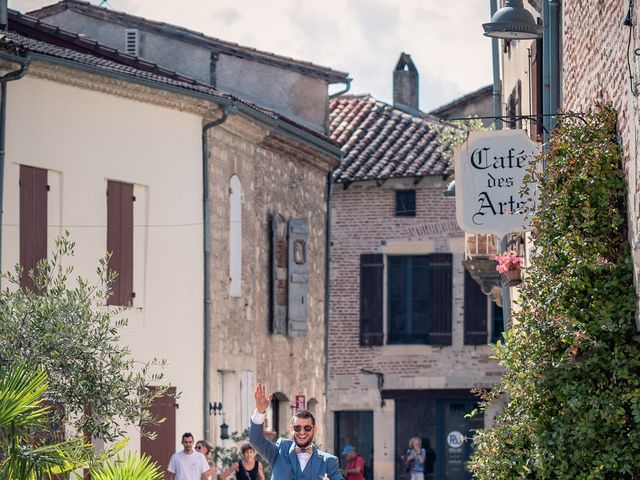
left=295, top=445, right=313, bottom=454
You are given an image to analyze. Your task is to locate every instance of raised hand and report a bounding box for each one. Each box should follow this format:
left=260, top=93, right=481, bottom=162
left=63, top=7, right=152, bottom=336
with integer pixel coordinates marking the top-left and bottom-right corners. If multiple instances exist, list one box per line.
left=254, top=383, right=272, bottom=413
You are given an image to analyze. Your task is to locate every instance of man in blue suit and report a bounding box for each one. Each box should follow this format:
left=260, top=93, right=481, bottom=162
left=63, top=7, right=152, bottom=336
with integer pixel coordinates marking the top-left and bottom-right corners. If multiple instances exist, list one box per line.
left=249, top=384, right=343, bottom=480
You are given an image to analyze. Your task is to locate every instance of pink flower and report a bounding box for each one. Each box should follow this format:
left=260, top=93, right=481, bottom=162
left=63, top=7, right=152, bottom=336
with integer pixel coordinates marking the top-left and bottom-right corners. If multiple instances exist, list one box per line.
left=495, top=251, right=523, bottom=273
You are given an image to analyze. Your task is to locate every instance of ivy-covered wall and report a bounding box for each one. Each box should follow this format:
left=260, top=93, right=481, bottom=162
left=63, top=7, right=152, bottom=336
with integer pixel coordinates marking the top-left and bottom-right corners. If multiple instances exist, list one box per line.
left=469, top=105, right=640, bottom=479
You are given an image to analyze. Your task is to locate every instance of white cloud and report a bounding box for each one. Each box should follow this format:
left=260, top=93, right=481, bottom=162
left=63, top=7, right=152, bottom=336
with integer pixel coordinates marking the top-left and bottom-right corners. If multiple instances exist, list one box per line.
left=10, top=0, right=494, bottom=110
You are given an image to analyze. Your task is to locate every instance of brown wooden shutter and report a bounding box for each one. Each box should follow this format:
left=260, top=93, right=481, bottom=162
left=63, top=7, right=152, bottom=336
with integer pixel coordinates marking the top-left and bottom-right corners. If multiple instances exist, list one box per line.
left=360, top=253, right=384, bottom=346
left=19, top=165, right=48, bottom=290
left=141, top=387, right=176, bottom=474
left=270, top=213, right=288, bottom=335
left=427, top=253, right=452, bottom=345
left=107, top=180, right=134, bottom=306
left=464, top=269, right=488, bottom=345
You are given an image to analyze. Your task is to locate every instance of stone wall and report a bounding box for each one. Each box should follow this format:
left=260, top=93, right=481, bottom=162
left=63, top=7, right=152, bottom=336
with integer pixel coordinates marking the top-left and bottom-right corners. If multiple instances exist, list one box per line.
left=207, top=114, right=334, bottom=447
left=561, top=0, right=640, bottom=324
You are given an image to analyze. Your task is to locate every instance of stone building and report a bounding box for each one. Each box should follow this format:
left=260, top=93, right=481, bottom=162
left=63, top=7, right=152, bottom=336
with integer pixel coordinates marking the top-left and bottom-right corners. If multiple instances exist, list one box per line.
left=326, top=55, right=503, bottom=480
left=5, top=6, right=342, bottom=466
left=429, top=85, right=494, bottom=127
left=28, top=0, right=349, bottom=134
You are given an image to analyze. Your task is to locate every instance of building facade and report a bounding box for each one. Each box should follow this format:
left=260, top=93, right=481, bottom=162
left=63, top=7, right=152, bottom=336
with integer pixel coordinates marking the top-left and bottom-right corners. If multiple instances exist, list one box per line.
left=4, top=7, right=343, bottom=469
left=326, top=56, right=503, bottom=480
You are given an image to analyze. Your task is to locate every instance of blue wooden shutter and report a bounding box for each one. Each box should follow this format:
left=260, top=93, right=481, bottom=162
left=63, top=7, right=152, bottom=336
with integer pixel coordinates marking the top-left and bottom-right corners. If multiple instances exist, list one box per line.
left=270, top=214, right=288, bottom=335
left=464, top=269, right=488, bottom=345
left=287, top=218, right=308, bottom=337
left=360, top=254, right=384, bottom=346
left=427, top=253, right=452, bottom=345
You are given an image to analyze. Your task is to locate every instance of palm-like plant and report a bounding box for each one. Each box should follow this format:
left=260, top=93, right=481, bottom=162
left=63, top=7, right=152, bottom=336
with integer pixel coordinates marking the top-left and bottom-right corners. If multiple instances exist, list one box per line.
left=87, top=452, right=163, bottom=480
left=0, top=364, right=91, bottom=479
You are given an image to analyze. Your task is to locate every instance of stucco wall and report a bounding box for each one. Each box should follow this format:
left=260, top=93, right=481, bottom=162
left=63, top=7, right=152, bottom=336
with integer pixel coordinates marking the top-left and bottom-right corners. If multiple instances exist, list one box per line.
left=206, top=116, right=331, bottom=449
left=37, top=10, right=330, bottom=133
left=327, top=177, right=502, bottom=479
left=2, top=73, right=205, bottom=453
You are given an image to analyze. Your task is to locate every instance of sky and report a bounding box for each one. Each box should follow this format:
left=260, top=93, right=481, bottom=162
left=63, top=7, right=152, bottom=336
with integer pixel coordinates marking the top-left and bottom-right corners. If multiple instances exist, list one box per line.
left=9, top=0, right=495, bottom=112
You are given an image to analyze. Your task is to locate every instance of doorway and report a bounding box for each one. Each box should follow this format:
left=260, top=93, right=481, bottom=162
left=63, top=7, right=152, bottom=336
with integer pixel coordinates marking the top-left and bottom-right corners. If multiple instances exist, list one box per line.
left=334, top=410, right=374, bottom=480
left=391, top=391, right=483, bottom=480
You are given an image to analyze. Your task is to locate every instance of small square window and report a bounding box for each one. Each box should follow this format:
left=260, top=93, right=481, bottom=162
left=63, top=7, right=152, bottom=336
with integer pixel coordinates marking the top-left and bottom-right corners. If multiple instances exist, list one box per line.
left=395, top=190, right=416, bottom=216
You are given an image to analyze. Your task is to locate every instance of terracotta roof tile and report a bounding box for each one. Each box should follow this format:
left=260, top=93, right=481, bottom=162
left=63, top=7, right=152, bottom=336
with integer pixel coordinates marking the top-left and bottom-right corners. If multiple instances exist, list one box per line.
left=329, top=95, right=457, bottom=183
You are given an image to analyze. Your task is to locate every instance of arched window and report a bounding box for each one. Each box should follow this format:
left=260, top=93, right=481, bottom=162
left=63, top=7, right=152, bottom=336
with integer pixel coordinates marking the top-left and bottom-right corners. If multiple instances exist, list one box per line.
left=229, top=175, right=242, bottom=297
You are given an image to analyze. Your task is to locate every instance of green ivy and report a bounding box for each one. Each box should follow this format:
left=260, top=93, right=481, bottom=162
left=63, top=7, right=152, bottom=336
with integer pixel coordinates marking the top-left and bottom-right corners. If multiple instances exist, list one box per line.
left=468, top=105, right=640, bottom=479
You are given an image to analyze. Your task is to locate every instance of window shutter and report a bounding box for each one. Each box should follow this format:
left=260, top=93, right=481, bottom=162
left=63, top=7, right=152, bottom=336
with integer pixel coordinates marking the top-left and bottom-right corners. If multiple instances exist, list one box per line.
left=270, top=214, right=288, bottom=335
left=19, top=165, right=48, bottom=290
left=141, top=386, right=176, bottom=474
left=107, top=180, right=134, bottom=306
left=287, top=218, right=308, bottom=337
left=125, top=29, right=139, bottom=56
left=464, top=269, right=488, bottom=345
left=360, top=253, right=384, bottom=346
left=427, top=253, right=452, bottom=345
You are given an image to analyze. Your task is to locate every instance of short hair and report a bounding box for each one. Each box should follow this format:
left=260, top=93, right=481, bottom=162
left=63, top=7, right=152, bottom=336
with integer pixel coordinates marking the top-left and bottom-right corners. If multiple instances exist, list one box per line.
left=241, top=443, right=255, bottom=454
left=182, top=432, right=194, bottom=441
left=292, top=409, right=316, bottom=426
left=408, top=437, right=421, bottom=448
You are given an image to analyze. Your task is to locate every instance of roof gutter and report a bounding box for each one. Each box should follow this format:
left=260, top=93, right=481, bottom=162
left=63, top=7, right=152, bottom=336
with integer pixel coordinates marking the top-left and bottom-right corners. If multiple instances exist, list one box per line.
left=0, top=50, right=30, bottom=288
left=27, top=52, right=343, bottom=159
left=329, top=77, right=352, bottom=99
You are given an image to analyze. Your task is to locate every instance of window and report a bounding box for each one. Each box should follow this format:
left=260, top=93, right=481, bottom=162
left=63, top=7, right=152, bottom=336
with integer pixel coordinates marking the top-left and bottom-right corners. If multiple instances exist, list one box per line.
left=491, top=302, right=505, bottom=344
left=360, top=253, right=452, bottom=346
left=107, top=180, right=134, bottom=306
left=388, top=256, right=429, bottom=343
left=269, top=215, right=309, bottom=337
left=19, top=165, right=48, bottom=290
left=395, top=190, right=416, bottom=216
left=229, top=175, right=242, bottom=297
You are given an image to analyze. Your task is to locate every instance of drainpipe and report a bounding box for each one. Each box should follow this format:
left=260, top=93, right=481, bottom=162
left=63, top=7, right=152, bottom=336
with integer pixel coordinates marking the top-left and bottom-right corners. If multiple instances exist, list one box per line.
left=490, top=0, right=503, bottom=131
left=202, top=108, right=229, bottom=442
left=323, top=171, right=332, bottom=438
left=489, top=0, right=511, bottom=331
left=543, top=0, right=561, bottom=137
left=0, top=53, right=31, bottom=287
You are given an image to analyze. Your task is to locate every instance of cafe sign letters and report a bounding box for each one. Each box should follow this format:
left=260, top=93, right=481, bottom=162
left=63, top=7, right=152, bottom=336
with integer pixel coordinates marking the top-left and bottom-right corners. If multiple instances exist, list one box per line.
left=454, top=130, right=539, bottom=235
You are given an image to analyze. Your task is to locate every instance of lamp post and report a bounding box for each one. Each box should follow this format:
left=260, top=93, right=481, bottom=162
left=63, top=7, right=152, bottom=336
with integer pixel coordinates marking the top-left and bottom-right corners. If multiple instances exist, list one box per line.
left=483, top=0, right=543, bottom=39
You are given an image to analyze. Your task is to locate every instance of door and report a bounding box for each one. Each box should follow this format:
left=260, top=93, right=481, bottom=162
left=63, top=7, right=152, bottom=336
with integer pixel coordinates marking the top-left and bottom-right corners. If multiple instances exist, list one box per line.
left=394, top=394, right=483, bottom=480
left=335, top=411, right=374, bottom=480
left=141, top=387, right=176, bottom=473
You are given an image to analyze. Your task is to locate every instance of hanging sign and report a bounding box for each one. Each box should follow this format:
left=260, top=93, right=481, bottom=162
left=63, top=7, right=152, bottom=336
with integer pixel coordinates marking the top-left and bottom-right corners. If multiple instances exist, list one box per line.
left=295, top=394, right=306, bottom=412
left=454, top=130, right=539, bottom=235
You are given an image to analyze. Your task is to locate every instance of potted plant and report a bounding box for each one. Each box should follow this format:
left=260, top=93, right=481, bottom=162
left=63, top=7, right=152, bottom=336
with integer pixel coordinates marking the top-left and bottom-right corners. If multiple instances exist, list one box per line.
left=495, top=251, right=524, bottom=286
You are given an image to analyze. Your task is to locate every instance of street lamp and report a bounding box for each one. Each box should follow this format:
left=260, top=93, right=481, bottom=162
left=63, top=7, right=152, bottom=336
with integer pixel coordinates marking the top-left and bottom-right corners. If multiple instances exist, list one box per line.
left=220, top=421, right=229, bottom=440
left=483, top=0, right=543, bottom=39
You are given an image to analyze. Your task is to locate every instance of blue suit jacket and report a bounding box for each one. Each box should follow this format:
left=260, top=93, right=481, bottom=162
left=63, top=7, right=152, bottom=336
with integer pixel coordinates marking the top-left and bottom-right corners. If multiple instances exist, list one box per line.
left=249, top=421, right=343, bottom=480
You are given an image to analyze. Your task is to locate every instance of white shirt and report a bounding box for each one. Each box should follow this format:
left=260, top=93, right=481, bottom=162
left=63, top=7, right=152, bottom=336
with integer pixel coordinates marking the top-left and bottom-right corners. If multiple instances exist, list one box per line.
left=252, top=409, right=313, bottom=471
left=167, top=450, right=209, bottom=480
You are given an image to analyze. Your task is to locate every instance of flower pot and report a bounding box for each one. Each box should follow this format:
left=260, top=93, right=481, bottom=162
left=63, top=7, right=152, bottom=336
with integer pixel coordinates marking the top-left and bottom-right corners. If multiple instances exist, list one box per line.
left=501, top=268, right=522, bottom=286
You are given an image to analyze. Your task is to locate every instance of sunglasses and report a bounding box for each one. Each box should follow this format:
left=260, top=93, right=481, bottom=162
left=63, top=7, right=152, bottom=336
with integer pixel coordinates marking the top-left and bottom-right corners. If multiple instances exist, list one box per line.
left=195, top=446, right=203, bottom=450
left=292, top=425, right=313, bottom=433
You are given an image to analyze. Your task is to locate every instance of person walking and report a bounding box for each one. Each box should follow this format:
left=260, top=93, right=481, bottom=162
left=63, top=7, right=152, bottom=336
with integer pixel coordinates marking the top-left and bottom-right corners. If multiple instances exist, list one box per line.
left=195, top=439, right=217, bottom=479
left=167, top=432, right=210, bottom=480
left=220, top=443, right=265, bottom=480
left=249, top=384, right=343, bottom=480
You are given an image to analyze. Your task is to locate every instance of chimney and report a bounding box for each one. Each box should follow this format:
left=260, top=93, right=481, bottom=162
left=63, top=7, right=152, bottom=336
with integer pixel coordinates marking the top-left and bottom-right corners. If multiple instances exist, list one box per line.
left=0, top=0, right=7, bottom=30
left=393, top=52, right=419, bottom=112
